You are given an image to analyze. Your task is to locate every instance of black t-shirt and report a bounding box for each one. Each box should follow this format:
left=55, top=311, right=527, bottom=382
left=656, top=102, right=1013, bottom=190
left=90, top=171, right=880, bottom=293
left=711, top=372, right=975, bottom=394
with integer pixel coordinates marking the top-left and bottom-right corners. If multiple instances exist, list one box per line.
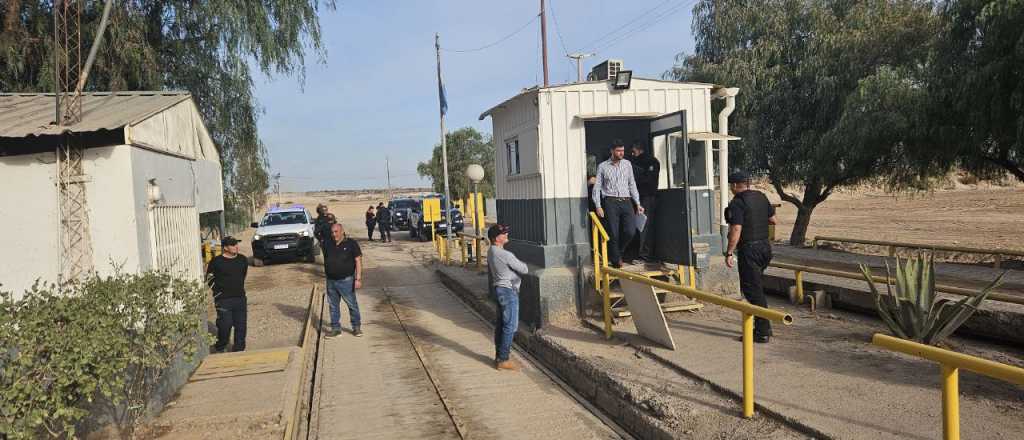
left=631, top=153, right=661, bottom=196
left=323, top=237, right=362, bottom=280
left=725, top=190, right=775, bottom=243
left=206, top=254, right=248, bottom=300
left=376, top=207, right=391, bottom=225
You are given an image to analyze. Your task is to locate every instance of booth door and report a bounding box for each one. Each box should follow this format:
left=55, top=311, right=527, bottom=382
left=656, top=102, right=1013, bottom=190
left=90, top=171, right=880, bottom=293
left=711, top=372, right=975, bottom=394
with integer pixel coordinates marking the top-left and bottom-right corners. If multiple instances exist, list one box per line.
left=648, top=113, right=694, bottom=265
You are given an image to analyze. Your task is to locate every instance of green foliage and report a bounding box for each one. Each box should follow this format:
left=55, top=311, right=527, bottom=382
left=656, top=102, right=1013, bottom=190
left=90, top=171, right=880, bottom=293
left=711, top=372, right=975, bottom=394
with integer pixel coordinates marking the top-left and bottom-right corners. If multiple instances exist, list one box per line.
left=673, top=0, right=944, bottom=245
left=0, top=271, right=211, bottom=439
left=924, top=0, right=1024, bottom=181
left=417, top=127, right=496, bottom=200
left=0, top=0, right=336, bottom=221
left=859, top=256, right=1004, bottom=346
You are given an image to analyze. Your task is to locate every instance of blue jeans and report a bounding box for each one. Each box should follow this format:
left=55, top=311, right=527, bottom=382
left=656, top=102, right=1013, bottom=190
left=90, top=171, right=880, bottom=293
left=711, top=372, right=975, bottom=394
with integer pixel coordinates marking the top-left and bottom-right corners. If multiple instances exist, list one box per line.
left=493, top=287, right=519, bottom=362
left=326, top=277, right=360, bottom=331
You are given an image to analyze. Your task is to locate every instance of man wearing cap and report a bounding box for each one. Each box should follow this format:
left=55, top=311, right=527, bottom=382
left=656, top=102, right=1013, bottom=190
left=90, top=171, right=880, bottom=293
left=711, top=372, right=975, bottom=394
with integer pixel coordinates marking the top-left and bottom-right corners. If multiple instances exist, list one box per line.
left=314, top=204, right=332, bottom=257
left=487, top=224, right=528, bottom=371
left=323, top=223, right=364, bottom=337
left=627, top=139, right=661, bottom=261
left=592, top=139, right=645, bottom=268
left=724, top=172, right=777, bottom=343
left=206, top=236, right=249, bottom=352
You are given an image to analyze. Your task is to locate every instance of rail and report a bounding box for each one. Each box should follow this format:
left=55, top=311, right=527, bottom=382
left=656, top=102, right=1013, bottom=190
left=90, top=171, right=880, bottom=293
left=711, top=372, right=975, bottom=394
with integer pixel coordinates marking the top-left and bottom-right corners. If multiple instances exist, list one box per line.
left=812, top=235, right=1024, bottom=269
left=604, top=266, right=792, bottom=418
left=871, top=334, right=1024, bottom=440
left=771, top=261, right=1023, bottom=306
left=456, top=232, right=487, bottom=270
left=284, top=285, right=323, bottom=440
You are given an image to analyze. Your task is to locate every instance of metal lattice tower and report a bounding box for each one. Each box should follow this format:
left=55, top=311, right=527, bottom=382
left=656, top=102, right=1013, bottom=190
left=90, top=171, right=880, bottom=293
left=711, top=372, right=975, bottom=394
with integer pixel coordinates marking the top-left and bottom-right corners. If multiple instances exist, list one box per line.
left=54, top=0, right=93, bottom=283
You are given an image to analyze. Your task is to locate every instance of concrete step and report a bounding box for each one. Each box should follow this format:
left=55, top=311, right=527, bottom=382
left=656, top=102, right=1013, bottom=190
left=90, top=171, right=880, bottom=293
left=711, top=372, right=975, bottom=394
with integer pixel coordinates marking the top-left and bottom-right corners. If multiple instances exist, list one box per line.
left=612, top=301, right=703, bottom=318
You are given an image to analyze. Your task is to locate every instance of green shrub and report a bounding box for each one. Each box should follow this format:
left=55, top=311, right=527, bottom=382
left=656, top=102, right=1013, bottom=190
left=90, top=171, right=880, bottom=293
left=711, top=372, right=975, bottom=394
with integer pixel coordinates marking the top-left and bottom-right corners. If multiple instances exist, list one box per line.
left=0, top=271, right=211, bottom=439
left=859, top=256, right=1004, bottom=346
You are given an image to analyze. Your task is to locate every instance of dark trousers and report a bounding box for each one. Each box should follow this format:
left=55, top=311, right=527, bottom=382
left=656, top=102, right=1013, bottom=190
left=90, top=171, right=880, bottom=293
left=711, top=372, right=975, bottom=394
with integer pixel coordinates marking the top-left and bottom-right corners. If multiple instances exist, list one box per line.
left=378, top=223, right=391, bottom=241
left=625, top=194, right=657, bottom=260
left=737, top=240, right=773, bottom=337
left=602, top=198, right=636, bottom=265
left=366, top=222, right=376, bottom=240
left=214, top=296, right=247, bottom=352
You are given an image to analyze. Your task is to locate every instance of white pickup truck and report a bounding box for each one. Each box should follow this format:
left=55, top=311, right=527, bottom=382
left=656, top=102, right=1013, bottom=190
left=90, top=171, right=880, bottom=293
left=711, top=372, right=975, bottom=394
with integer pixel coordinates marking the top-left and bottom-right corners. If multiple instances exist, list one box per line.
left=249, top=205, right=316, bottom=266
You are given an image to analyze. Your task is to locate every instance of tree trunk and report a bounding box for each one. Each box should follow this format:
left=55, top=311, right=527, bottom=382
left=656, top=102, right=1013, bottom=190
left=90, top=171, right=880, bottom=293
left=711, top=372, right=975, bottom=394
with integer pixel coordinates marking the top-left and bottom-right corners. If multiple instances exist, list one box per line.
left=3, top=0, right=21, bottom=34
left=789, top=205, right=816, bottom=246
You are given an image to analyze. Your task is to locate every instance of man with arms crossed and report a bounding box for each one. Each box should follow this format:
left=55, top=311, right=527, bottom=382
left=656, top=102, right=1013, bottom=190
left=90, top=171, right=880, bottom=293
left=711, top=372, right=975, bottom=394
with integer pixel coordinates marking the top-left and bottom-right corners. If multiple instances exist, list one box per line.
left=487, top=224, right=528, bottom=371
left=323, top=223, right=364, bottom=337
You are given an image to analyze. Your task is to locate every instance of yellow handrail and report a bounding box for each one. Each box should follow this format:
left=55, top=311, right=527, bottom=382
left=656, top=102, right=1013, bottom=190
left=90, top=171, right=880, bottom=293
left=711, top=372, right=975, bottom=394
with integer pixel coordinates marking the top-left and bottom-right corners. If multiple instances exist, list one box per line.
left=771, top=261, right=1023, bottom=306
left=589, top=211, right=609, bottom=241
left=604, top=266, right=792, bottom=418
left=813, top=235, right=1024, bottom=269
left=871, top=334, right=1024, bottom=440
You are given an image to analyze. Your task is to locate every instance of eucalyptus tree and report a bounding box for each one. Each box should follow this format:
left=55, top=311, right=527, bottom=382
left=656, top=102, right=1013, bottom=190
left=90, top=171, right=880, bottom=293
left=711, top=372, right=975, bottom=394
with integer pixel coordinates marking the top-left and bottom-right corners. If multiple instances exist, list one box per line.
left=417, top=127, right=496, bottom=200
left=0, top=0, right=336, bottom=222
left=672, top=0, right=942, bottom=245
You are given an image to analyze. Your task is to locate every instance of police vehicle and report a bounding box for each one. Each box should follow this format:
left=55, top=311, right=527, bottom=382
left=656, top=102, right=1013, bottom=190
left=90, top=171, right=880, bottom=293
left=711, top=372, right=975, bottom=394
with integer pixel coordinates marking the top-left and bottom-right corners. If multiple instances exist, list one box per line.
left=409, top=199, right=465, bottom=240
left=387, top=198, right=419, bottom=231
left=249, top=205, right=316, bottom=266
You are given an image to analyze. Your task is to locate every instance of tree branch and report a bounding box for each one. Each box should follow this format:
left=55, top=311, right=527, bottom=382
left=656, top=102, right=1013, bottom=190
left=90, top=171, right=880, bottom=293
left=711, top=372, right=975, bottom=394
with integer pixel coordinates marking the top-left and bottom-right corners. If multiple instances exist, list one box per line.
left=980, top=153, right=1024, bottom=182
left=2, top=0, right=21, bottom=35
left=770, top=176, right=803, bottom=207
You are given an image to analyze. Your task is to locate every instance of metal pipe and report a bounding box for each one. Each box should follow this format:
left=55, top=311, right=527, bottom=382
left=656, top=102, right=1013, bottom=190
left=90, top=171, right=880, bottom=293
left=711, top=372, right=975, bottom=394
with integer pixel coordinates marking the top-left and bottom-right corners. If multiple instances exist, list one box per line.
left=604, top=267, right=793, bottom=323
left=771, top=261, right=1023, bottom=306
left=814, top=235, right=1024, bottom=258
left=714, top=88, right=739, bottom=245
left=872, top=334, right=1024, bottom=385
left=942, top=365, right=960, bottom=440
left=794, top=270, right=804, bottom=304
left=75, top=0, right=114, bottom=94
left=742, top=313, right=755, bottom=418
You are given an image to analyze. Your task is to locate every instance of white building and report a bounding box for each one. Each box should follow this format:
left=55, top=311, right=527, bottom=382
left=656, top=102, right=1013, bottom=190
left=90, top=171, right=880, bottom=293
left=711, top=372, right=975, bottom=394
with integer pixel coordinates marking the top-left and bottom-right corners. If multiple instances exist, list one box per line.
left=0, top=92, right=224, bottom=299
left=479, top=73, right=739, bottom=327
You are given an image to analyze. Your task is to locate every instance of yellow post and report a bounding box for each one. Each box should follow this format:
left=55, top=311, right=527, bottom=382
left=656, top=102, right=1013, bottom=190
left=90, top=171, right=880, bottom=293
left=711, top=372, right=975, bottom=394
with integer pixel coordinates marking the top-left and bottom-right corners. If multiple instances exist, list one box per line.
left=795, top=270, right=804, bottom=304
left=460, top=237, right=467, bottom=266
left=742, top=313, right=755, bottom=418
left=476, top=237, right=483, bottom=269
left=688, top=266, right=697, bottom=289
left=602, top=239, right=612, bottom=339
left=942, top=365, right=960, bottom=440
left=203, top=242, right=212, bottom=264
left=592, top=222, right=601, bottom=291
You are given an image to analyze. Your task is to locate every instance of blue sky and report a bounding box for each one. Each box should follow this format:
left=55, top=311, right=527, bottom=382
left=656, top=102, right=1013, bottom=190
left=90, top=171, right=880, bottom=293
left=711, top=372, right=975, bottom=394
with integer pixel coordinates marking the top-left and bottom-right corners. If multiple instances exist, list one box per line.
left=255, top=0, right=697, bottom=191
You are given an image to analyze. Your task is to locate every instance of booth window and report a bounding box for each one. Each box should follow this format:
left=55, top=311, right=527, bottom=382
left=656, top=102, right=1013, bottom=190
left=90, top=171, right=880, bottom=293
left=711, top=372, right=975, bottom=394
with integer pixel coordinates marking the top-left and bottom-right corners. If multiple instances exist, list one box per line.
left=505, top=138, right=521, bottom=176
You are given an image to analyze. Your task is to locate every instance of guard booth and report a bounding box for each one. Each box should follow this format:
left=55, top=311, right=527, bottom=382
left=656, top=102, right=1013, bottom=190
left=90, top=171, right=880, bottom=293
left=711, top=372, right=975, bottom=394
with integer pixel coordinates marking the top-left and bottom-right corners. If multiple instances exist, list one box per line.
left=479, top=71, right=739, bottom=327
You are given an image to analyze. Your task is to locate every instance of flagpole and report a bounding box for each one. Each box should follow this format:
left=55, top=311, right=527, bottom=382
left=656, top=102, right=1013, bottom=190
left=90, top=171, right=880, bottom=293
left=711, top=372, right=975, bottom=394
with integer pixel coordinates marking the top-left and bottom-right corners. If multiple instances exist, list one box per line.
left=435, top=33, right=454, bottom=240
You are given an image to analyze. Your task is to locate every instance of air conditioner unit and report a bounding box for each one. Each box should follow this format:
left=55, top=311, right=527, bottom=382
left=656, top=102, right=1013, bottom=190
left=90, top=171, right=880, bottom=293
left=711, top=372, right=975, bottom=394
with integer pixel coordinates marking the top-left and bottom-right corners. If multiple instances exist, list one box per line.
left=590, top=59, right=623, bottom=81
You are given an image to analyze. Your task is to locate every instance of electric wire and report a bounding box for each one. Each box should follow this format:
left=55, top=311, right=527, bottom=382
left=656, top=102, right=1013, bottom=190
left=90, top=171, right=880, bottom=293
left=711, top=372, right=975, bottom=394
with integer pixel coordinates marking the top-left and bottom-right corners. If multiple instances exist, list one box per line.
left=547, top=0, right=578, bottom=80
left=443, top=14, right=541, bottom=53
left=590, top=0, right=693, bottom=54
left=579, top=0, right=677, bottom=51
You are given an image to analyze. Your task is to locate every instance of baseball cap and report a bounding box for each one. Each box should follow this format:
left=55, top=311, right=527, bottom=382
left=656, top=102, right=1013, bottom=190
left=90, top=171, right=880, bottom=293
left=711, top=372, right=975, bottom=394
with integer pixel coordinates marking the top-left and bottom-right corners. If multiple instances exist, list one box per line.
left=487, top=224, right=511, bottom=242
left=222, top=236, right=240, bottom=246
left=728, top=172, right=751, bottom=183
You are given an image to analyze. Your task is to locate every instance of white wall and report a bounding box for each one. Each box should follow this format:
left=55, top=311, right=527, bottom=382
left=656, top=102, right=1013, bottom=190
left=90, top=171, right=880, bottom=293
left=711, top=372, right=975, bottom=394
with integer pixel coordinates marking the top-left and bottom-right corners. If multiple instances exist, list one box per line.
left=128, top=147, right=205, bottom=271
left=490, top=91, right=543, bottom=201
left=0, top=152, right=61, bottom=299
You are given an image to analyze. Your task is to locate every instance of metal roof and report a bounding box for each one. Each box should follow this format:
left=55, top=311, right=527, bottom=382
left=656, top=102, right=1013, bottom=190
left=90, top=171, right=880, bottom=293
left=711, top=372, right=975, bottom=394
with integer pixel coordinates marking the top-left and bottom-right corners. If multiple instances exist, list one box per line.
left=0, top=91, right=192, bottom=138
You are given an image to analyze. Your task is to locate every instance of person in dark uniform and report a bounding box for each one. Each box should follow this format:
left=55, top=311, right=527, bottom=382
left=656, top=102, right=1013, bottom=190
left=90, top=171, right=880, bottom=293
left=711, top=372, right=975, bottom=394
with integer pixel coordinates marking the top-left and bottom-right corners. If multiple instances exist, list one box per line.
left=724, top=172, right=777, bottom=343
left=376, top=202, right=392, bottom=243
left=314, top=205, right=332, bottom=256
left=626, top=139, right=661, bottom=261
left=206, top=236, right=248, bottom=352
left=365, top=205, right=376, bottom=241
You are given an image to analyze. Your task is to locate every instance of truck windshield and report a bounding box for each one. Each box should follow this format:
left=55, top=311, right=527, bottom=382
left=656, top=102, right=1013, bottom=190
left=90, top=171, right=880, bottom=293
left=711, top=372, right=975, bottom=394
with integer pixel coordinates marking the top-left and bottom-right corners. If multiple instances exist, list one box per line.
left=390, top=200, right=418, bottom=210
left=261, top=212, right=307, bottom=226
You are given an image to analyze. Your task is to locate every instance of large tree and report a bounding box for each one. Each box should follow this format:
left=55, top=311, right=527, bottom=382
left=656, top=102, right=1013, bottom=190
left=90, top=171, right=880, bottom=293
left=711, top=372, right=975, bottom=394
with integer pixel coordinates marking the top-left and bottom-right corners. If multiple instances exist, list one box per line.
left=672, top=0, right=943, bottom=245
left=0, top=0, right=335, bottom=222
left=417, top=127, right=496, bottom=200
left=924, top=0, right=1024, bottom=181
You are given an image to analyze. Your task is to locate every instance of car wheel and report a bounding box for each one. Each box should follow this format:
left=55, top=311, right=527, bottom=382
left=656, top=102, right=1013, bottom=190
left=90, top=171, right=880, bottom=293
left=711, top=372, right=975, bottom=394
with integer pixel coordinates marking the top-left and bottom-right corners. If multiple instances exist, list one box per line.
left=305, top=252, right=316, bottom=263
left=252, top=257, right=265, bottom=267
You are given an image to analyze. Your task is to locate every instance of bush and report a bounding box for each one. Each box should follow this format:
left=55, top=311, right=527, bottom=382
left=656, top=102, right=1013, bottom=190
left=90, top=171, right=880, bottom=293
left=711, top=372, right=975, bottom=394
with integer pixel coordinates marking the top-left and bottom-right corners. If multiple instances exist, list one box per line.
left=0, top=271, right=211, bottom=439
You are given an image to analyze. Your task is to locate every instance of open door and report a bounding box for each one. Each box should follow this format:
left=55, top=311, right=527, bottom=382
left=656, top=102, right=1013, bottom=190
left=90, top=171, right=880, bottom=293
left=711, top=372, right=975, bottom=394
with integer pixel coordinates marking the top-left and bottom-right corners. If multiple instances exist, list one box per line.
left=648, top=111, right=694, bottom=265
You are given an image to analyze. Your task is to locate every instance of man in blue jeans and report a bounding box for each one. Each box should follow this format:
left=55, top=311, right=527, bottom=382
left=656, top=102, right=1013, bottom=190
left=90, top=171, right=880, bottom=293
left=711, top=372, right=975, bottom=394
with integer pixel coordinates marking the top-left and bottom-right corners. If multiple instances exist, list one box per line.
left=486, top=224, right=528, bottom=371
left=323, top=223, right=363, bottom=337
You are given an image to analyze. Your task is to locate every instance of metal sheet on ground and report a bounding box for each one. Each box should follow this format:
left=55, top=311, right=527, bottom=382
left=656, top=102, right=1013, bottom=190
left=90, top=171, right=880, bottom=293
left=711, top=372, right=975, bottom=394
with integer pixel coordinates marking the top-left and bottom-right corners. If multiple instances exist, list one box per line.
left=190, top=348, right=291, bottom=381
left=619, top=278, right=676, bottom=350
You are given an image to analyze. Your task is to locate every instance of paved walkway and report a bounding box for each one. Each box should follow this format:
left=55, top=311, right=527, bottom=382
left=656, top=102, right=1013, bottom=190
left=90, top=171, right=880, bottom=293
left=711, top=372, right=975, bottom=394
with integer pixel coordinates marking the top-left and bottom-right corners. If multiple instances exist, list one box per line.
left=312, top=240, right=620, bottom=439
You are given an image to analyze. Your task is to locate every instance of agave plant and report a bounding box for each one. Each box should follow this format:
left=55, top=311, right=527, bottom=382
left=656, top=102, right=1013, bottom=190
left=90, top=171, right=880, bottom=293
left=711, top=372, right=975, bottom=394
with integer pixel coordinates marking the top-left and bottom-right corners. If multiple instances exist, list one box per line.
left=858, top=255, right=1004, bottom=346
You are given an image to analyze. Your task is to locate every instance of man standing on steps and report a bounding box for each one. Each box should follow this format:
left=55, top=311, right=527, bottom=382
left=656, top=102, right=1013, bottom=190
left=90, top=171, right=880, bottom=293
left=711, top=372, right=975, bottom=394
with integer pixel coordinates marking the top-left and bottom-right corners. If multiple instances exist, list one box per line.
left=323, top=223, right=364, bottom=338
left=592, top=139, right=644, bottom=268
left=487, top=224, right=528, bottom=371
left=206, top=236, right=248, bottom=352
left=627, top=139, right=661, bottom=262
left=724, top=172, right=777, bottom=343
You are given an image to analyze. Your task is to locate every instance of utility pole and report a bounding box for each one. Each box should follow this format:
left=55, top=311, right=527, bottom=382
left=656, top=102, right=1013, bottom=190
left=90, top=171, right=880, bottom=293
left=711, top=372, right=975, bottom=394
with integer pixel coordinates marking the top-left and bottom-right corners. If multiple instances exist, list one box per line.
left=540, top=0, right=549, bottom=87
left=435, top=34, right=454, bottom=239
left=385, top=156, right=393, bottom=201
left=272, top=172, right=281, bottom=207
left=568, top=53, right=595, bottom=83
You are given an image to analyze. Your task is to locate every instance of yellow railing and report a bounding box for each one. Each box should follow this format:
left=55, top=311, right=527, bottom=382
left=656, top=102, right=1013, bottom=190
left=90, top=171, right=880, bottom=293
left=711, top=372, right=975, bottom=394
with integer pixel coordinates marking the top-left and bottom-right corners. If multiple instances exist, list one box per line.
left=813, top=235, right=1024, bottom=269
left=871, top=334, right=1024, bottom=440
left=456, top=232, right=487, bottom=270
left=771, top=261, right=1024, bottom=306
left=605, top=266, right=792, bottom=418
left=202, top=240, right=222, bottom=264
left=589, top=212, right=613, bottom=337
left=432, top=228, right=450, bottom=264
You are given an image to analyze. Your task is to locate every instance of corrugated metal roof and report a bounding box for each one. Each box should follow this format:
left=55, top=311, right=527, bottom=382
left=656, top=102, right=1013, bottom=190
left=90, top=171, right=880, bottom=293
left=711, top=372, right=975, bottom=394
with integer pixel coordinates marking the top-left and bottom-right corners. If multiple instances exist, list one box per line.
left=0, top=91, right=192, bottom=138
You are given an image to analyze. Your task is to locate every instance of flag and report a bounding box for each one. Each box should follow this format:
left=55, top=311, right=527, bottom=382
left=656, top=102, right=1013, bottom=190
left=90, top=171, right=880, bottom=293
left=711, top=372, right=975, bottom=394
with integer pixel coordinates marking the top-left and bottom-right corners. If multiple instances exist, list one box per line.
left=438, top=79, right=448, bottom=116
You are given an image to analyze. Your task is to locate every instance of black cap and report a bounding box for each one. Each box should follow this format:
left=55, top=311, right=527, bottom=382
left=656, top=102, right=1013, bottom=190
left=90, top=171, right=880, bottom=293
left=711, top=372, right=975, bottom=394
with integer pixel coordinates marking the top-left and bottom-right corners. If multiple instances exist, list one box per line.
left=222, top=236, right=240, bottom=246
left=610, top=138, right=625, bottom=148
left=728, top=172, right=751, bottom=184
left=487, top=224, right=511, bottom=241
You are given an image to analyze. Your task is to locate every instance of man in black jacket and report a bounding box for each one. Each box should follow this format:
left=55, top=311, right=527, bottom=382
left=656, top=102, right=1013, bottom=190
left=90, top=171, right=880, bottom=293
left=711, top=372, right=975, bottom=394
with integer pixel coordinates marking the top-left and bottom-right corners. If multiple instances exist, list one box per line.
left=628, top=139, right=661, bottom=261
left=314, top=204, right=332, bottom=256
left=206, top=236, right=249, bottom=352
left=376, top=202, right=392, bottom=243
left=724, top=172, right=777, bottom=343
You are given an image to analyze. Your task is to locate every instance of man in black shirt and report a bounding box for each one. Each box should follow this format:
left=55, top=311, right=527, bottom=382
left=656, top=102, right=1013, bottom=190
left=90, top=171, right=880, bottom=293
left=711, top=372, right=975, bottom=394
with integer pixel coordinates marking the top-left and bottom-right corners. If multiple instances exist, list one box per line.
left=206, top=236, right=249, bottom=352
left=323, top=223, right=364, bottom=337
left=314, top=205, right=333, bottom=256
left=724, top=172, right=777, bottom=343
left=628, top=139, right=661, bottom=261
left=376, top=202, right=392, bottom=243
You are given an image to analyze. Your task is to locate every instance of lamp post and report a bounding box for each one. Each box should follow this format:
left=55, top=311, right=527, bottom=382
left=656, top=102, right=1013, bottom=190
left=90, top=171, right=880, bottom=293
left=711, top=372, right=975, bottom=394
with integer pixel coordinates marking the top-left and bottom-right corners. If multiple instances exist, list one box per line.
left=466, top=164, right=485, bottom=265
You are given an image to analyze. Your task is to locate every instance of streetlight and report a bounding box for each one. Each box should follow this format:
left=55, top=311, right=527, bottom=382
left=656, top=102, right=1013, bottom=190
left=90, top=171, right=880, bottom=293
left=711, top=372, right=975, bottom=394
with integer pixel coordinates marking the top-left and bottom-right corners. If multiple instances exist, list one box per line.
left=465, top=164, right=485, bottom=264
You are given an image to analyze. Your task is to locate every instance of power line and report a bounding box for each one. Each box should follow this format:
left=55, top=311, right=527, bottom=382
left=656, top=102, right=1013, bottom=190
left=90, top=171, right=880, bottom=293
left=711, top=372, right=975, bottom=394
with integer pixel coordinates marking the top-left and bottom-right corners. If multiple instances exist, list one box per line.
left=591, top=0, right=693, bottom=54
left=443, top=14, right=541, bottom=53
left=580, top=0, right=683, bottom=52
left=547, top=0, right=578, bottom=81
